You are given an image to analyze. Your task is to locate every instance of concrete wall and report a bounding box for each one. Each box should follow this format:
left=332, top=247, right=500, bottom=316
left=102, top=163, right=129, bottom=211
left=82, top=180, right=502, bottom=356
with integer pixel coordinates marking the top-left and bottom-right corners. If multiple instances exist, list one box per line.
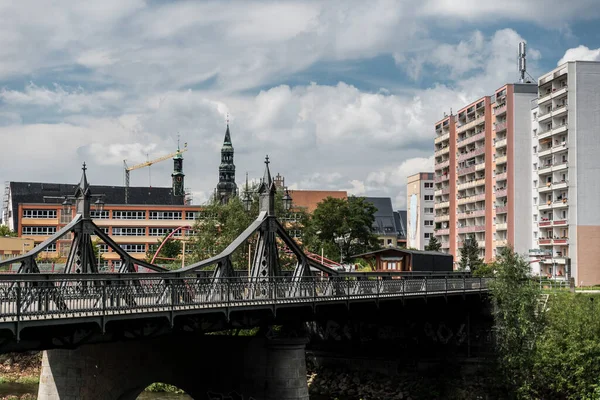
left=407, top=173, right=434, bottom=250
left=38, top=335, right=309, bottom=400
left=512, top=89, right=537, bottom=257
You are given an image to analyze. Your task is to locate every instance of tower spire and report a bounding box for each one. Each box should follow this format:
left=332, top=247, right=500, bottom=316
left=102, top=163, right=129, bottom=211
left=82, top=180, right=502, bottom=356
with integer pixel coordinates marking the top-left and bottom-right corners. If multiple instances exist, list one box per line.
left=216, top=119, right=237, bottom=203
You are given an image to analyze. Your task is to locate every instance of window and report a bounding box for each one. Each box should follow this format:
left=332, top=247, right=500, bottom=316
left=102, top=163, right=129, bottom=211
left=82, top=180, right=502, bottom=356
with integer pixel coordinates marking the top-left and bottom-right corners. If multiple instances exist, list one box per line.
left=22, top=226, right=56, bottom=235
left=112, top=227, right=145, bottom=236
left=424, top=207, right=434, bottom=213
left=41, top=243, right=57, bottom=252
left=97, top=244, right=109, bottom=253
left=149, top=228, right=182, bottom=237
left=424, top=182, right=434, bottom=189
left=120, top=244, right=146, bottom=253
left=424, top=233, right=432, bottom=239
left=113, top=210, right=146, bottom=220
left=533, top=146, right=537, bottom=154
left=424, top=220, right=434, bottom=226
left=533, top=214, right=537, bottom=222
left=149, top=211, right=182, bottom=220
left=424, top=195, right=434, bottom=201
left=22, top=209, right=57, bottom=219
left=90, top=210, right=109, bottom=219
left=185, top=211, right=199, bottom=220
left=533, top=232, right=538, bottom=239
left=533, top=112, right=537, bottom=120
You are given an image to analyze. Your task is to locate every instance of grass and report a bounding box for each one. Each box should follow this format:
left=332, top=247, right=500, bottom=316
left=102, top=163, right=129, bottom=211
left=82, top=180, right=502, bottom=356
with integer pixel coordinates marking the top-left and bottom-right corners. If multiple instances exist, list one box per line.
left=0, top=376, right=39, bottom=385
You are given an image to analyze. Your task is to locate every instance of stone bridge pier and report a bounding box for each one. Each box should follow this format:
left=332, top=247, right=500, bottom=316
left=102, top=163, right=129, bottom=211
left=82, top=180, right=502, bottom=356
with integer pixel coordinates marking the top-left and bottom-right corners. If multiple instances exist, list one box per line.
left=37, top=334, right=309, bottom=400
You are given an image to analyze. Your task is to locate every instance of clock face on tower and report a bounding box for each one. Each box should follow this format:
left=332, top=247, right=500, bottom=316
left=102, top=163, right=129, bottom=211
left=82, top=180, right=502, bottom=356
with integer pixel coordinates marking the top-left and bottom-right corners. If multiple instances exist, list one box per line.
left=177, top=176, right=182, bottom=182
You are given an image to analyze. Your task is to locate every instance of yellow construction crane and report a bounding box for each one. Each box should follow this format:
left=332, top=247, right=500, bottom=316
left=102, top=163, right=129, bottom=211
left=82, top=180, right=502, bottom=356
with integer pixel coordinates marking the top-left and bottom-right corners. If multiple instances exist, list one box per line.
left=123, top=143, right=188, bottom=204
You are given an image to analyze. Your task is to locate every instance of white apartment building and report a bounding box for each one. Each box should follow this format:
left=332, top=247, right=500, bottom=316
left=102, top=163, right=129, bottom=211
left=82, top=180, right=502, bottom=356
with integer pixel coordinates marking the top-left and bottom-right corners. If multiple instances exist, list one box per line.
left=530, top=61, right=600, bottom=285
left=407, top=172, right=435, bottom=250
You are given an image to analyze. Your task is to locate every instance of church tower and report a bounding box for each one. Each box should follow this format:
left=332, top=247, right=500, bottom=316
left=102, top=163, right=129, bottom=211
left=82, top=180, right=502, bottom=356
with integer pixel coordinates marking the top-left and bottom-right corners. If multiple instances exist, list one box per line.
left=215, top=123, right=238, bottom=203
left=171, top=142, right=185, bottom=197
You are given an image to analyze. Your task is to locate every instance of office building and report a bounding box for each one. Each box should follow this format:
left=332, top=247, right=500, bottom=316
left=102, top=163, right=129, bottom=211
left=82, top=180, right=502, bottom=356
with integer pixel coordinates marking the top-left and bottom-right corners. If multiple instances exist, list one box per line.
left=407, top=172, right=435, bottom=250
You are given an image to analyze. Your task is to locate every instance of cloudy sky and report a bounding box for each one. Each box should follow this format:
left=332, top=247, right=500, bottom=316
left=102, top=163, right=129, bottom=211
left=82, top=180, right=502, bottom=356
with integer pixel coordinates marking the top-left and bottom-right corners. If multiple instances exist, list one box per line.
left=1, top=0, right=599, bottom=209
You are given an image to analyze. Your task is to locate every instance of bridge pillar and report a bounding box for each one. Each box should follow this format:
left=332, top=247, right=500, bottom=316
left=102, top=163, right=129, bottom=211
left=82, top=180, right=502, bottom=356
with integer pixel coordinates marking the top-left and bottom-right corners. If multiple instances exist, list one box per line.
left=37, top=334, right=309, bottom=400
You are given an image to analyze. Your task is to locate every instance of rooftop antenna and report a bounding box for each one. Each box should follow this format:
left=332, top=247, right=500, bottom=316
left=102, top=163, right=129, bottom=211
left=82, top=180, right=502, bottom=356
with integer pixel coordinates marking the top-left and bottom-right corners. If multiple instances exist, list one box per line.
left=518, top=42, right=527, bottom=83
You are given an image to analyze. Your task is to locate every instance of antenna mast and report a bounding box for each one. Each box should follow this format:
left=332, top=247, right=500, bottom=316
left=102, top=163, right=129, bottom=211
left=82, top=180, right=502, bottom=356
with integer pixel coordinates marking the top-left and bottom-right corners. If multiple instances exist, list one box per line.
left=518, top=42, right=527, bottom=83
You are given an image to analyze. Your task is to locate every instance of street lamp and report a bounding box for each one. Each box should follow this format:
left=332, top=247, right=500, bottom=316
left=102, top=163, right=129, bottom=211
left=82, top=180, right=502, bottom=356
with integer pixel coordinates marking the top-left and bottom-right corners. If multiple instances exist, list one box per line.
left=282, top=187, right=293, bottom=211
left=334, top=233, right=351, bottom=265
left=62, top=198, right=72, bottom=215
left=94, top=198, right=105, bottom=212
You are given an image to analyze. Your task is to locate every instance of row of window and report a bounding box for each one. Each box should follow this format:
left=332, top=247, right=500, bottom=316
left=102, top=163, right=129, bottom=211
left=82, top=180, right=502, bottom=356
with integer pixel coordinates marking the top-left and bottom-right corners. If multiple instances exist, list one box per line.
left=23, top=210, right=57, bottom=219
left=22, top=226, right=56, bottom=235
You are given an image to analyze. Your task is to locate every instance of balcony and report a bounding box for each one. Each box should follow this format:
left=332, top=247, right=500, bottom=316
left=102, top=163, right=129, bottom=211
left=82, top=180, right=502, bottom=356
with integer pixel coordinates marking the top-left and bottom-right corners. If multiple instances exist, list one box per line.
left=495, top=172, right=507, bottom=181
left=495, top=155, right=507, bottom=165
left=435, top=214, right=450, bottom=223
left=538, top=182, right=553, bottom=193
left=553, top=161, right=568, bottom=172
left=538, top=111, right=552, bottom=123
left=553, top=180, right=568, bottom=190
left=538, top=146, right=553, bottom=158
left=539, top=201, right=553, bottom=211
left=434, top=132, right=450, bottom=145
left=494, top=121, right=507, bottom=132
left=538, top=163, right=552, bottom=175
left=538, top=91, right=553, bottom=104
left=441, top=241, right=450, bottom=249
left=495, top=188, right=507, bottom=198
left=496, top=223, right=507, bottom=231
left=552, top=141, right=568, bottom=153
left=538, top=220, right=552, bottom=227
left=538, top=127, right=553, bottom=140
left=437, top=228, right=449, bottom=236
left=457, top=114, right=485, bottom=133
left=539, top=238, right=553, bottom=245
left=496, top=205, right=507, bottom=214
left=494, top=104, right=507, bottom=116
left=458, top=209, right=486, bottom=219
left=434, top=174, right=450, bottom=183
left=435, top=201, right=450, bottom=209
left=553, top=199, right=568, bottom=209
left=458, top=147, right=485, bottom=162
left=434, top=189, right=442, bottom=197
left=435, top=146, right=450, bottom=157
left=553, top=104, right=568, bottom=117
left=457, top=131, right=486, bottom=148
left=457, top=193, right=486, bottom=205
left=457, top=178, right=486, bottom=191
left=457, top=225, right=486, bottom=234
left=552, top=86, right=568, bottom=98
left=552, top=123, right=568, bottom=135
left=554, top=238, right=569, bottom=245
left=495, top=138, right=507, bottom=148
left=495, top=239, right=508, bottom=247
left=553, top=219, right=568, bottom=226
left=435, top=159, right=450, bottom=170
left=457, top=165, right=476, bottom=177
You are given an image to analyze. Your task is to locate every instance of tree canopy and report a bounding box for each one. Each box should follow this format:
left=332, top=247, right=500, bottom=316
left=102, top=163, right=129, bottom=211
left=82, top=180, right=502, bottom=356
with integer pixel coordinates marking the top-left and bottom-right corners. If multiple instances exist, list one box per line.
left=147, top=232, right=183, bottom=266
left=425, top=235, right=441, bottom=251
left=458, top=235, right=483, bottom=271
left=0, top=225, right=16, bottom=237
left=301, top=196, right=380, bottom=263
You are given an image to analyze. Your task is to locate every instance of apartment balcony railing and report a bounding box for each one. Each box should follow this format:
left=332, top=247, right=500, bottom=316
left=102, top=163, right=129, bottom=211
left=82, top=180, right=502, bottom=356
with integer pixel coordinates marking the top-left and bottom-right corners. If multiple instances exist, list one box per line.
left=496, top=222, right=507, bottom=230
left=494, top=104, right=507, bottom=116
left=539, top=238, right=569, bottom=245
left=435, top=159, right=450, bottom=170
left=496, top=205, right=508, bottom=214
left=457, top=131, right=485, bottom=148
left=552, top=141, right=568, bottom=153
left=495, top=239, right=508, bottom=247
left=553, top=104, right=568, bottom=117
left=552, top=86, right=568, bottom=98
left=457, top=165, right=476, bottom=177
left=457, top=193, right=486, bottom=205
left=434, top=132, right=450, bottom=144
left=435, top=146, right=450, bottom=157
left=538, top=110, right=552, bottom=123
left=554, top=238, right=568, bottom=244
left=457, top=209, right=486, bottom=219
left=553, top=199, right=569, bottom=208
left=441, top=241, right=450, bottom=249
left=435, top=201, right=450, bottom=209
left=457, top=178, right=486, bottom=191
left=552, top=180, right=568, bottom=190
left=457, top=114, right=485, bottom=133
left=458, top=147, right=485, bottom=162
left=494, top=137, right=507, bottom=148
left=434, top=189, right=442, bottom=197
left=539, top=220, right=552, bottom=227
left=434, top=174, right=450, bottom=183
left=495, top=155, right=507, bottom=164
left=552, top=123, right=568, bottom=135
left=495, top=172, right=507, bottom=181
left=538, top=146, right=553, bottom=158
left=436, top=228, right=450, bottom=236
left=494, top=121, right=507, bottom=132
left=538, top=91, right=552, bottom=104
left=457, top=225, right=486, bottom=234
left=553, top=219, right=568, bottom=226
left=495, top=188, right=508, bottom=198
left=434, top=214, right=450, bottom=223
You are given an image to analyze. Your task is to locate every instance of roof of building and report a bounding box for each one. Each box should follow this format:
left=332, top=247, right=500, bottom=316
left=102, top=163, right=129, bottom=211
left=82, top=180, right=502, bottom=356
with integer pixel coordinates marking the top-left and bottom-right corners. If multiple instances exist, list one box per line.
left=9, top=182, right=184, bottom=232
left=350, top=247, right=451, bottom=259
left=364, top=197, right=397, bottom=236
left=394, top=210, right=407, bottom=239
left=289, top=190, right=347, bottom=213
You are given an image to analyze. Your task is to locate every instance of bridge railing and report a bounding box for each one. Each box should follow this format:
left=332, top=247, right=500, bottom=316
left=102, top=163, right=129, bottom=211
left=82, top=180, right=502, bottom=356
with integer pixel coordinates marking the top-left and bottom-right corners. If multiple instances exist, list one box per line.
left=0, top=275, right=490, bottom=324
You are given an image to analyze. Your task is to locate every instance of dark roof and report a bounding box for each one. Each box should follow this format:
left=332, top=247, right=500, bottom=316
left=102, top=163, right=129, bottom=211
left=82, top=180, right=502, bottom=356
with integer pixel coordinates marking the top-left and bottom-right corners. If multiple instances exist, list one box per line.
left=364, top=197, right=397, bottom=236
left=9, top=182, right=184, bottom=232
left=350, top=247, right=452, bottom=259
left=394, top=210, right=407, bottom=239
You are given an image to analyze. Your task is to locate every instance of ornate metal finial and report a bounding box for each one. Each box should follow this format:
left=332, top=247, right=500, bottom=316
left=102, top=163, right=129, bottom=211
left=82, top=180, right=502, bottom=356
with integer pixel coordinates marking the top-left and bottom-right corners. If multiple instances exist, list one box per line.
left=226, top=113, right=229, bottom=126
left=82, top=162, right=87, bottom=172
left=265, top=155, right=270, bottom=166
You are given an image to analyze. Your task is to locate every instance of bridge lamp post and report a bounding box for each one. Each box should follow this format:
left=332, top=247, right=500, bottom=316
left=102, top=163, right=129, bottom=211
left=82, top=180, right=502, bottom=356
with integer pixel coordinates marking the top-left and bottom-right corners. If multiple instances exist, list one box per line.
left=282, top=187, right=293, bottom=211
left=334, top=233, right=351, bottom=266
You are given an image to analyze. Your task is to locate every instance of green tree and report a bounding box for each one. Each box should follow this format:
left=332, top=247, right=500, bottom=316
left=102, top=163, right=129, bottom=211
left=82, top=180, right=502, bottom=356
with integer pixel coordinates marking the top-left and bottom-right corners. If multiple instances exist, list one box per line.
left=425, top=234, right=442, bottom=251
left=302, top=196, right=379, bottom=262
left=188, top=191, right=307, bottom=270
left=147, top=232, right=183, bottom=264
left=0, top=225, right=16, bottom=237
left=490, top=247, right=545, bottom=399
left=458, top=235, right=483, bottom=271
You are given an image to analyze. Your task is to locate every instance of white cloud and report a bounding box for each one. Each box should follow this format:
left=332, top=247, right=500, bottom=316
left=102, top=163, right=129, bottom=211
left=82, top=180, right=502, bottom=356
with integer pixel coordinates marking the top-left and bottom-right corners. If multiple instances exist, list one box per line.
left=558, top=45, right=600, bottom=65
